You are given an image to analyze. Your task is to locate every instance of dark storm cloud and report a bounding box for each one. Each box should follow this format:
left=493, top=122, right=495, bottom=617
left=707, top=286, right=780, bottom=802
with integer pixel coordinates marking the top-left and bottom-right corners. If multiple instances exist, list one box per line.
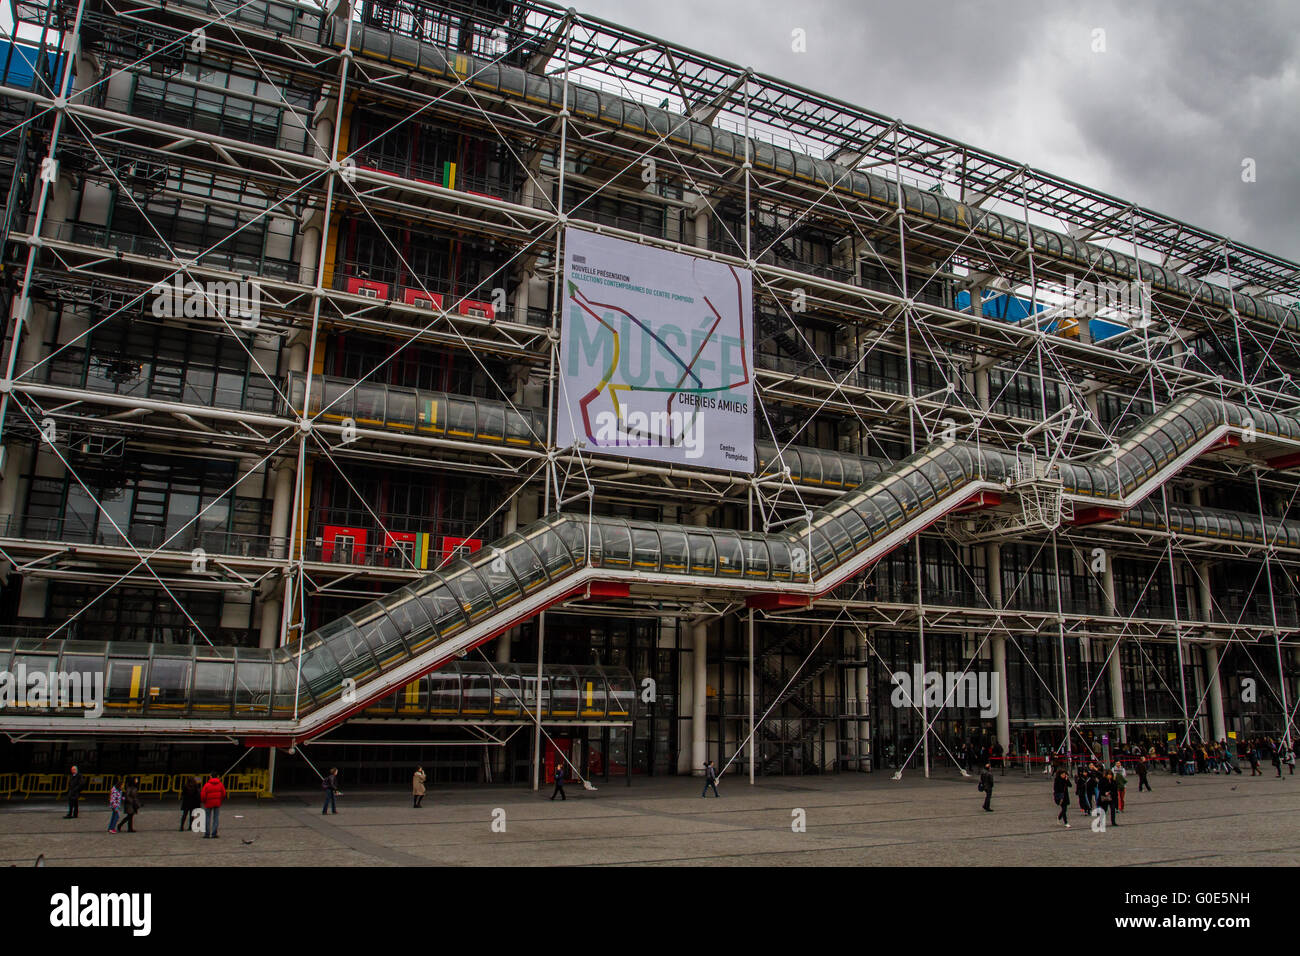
left=574, top=0, right=1300, bottom=261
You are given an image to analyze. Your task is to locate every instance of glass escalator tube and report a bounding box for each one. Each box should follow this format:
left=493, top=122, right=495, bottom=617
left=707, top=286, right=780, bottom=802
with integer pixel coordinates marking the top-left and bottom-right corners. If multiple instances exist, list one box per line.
left=191, top=646, right=236, bottom=718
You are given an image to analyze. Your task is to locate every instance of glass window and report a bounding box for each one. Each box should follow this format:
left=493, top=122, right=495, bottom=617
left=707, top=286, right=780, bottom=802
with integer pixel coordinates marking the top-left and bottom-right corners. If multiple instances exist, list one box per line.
left=601, top=522, right=632, bottom=568
left=429, top=670, right=461, bottom=714
left=233, top=652, right=271, bottom=716
left=492, top=673, right=523, bottom=715
left=146, top=653, right=192, bottom=712
left=688, top=533, right=716, bottom=575
left=331, top=616, right=384, bottom=679
left=192, top=658, right=234, bottom=712
left=631, top=526, right=660, bottom=571
left=358, top=608, right=408, bottom=671
left=714, top=533, right=743, bottom=576
left=442, top=562, right=496, bottom=622
left=411, top=575, right=466, bottom=637
left=386, top=387, right=417, bottom=430
left=741, top=536, right=770, bottom=579
left=105, top=656, right=148, bottom=712
left=473, top=548, right=522, bottom=606
left=461, top=671, right=492, bottom=713
left=503, top=535, right=549, bottom=593
left=551, top=669, right=579, bottom=716
left=658, top=529, right=688, bottom=572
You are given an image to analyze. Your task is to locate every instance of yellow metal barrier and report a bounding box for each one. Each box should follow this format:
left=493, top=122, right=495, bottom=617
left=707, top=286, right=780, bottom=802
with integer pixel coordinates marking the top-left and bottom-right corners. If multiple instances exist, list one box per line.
left=20, top=773, right=65, bottom=800
left=223, top=769, right=270, bottom=798
left=135, top=773, right=173, bottom=797
left=14, top=769, right=272, bottom=800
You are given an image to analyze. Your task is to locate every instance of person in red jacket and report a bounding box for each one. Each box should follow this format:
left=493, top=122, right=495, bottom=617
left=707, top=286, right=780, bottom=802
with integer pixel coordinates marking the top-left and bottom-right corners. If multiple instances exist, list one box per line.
left=200, top=774, right=227, bottom=839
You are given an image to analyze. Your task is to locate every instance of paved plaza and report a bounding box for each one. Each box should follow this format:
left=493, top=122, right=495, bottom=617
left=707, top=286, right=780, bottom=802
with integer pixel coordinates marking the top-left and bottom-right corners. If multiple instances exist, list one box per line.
left=1, top=767, right=1296, bottom=867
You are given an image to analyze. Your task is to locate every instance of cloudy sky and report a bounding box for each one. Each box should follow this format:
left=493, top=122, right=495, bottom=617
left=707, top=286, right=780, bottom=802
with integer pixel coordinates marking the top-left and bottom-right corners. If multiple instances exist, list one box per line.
left=576, top=0, right=1300, bottom=263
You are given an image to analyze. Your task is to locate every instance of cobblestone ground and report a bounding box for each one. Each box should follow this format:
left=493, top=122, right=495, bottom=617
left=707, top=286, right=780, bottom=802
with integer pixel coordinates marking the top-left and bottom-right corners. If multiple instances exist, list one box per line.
left=2, top=766, right=1296, bottom=866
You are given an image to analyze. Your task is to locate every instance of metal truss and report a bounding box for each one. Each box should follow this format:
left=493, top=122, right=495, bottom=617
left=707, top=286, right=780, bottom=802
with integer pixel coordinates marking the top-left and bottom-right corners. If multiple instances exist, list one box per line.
left=0, top=0, right=1296, bottom=777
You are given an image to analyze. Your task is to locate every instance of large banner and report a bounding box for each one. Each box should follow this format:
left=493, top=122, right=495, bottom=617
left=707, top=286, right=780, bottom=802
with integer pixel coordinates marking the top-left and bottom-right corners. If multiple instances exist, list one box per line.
left=557, top=228, right=754, bottom=473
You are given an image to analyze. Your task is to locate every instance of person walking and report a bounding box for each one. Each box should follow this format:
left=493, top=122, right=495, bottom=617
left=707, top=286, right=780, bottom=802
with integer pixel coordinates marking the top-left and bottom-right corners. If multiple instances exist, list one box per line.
left=701, top=759, right=720, bottom=798
left=200, top=773, right=226, bottom=839
left=1248, top=744, right=1261, bottom=776
left=1076, top=766, right=1091, bottom=814
left=179, top=775, right=202, bottom=831
left=106, top=778, right=123, bottom=834
left=412, top=767, right=426, bottom=808
left=1099, top=771, right=1120, bottom=827
left=1053, top=769, right=1072, bottom=828
left=321, top=768, right=340, bottom=814
left=1134, top=756, right=1151, bottom=792
left=979, top=763, right=995, bottom=812
left=1271, top=739, right=1283, bottom=778
left=1111, top=760, right=1128, bottom=810
left=550, top=761, right=567, bottom=801
left=1286, top=742, right=1295, bottom=776
left=63, top=765, right=87, bottom=819
left=121, top=776, right=141, bottom=833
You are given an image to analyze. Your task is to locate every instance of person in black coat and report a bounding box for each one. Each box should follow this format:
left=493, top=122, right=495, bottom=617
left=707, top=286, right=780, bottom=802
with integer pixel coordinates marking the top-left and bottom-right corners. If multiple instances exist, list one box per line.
left=1098, top=771, right=1119, bottom=826
left=179, top=775, right=202, bottom=831
left=63, top=766, right=88, bottom=819
left=1053, top=769, right=1072, bottom=827
left=979, top=763, right=995, bottom=812
left=121, top=776, right=142, bottom=832
left=1135, top=756, right=1151, bottom=792
left=701, top=760, right=719, bottom=798
left=1076, top=767, right=1091, bottom=813
left=550, top=761, right=567, bottom=801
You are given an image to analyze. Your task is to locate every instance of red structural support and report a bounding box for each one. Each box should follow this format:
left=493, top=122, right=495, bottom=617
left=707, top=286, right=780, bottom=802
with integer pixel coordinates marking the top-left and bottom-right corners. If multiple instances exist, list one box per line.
left=1069, top=506, right=1125, bottom=526
left=745, top=593, right=811, bottom=610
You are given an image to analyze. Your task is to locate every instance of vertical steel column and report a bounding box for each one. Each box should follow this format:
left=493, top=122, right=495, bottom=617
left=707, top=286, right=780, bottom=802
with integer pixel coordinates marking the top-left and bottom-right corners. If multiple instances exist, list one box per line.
left=1254, top=471, right=1293, bottom=749
left=534, top=20, right=574, bottom=793
left=0, top=0, right=89, bottom=449
left=291, top=0, right=356, bottom=718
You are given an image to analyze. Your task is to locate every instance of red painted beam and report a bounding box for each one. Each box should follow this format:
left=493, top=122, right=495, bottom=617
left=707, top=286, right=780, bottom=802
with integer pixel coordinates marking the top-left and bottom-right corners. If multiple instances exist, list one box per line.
left=583, top=581, right=630, bottom=600
left=1209, top=434, right=1241, bottom=451
left=953, top=491, right=1003, bottom=513
left=1068, top=506, right=1125, bottom=526
left=1267, top=451, right=1300, bottom=470
left=746, top=593, right=811, bottom=610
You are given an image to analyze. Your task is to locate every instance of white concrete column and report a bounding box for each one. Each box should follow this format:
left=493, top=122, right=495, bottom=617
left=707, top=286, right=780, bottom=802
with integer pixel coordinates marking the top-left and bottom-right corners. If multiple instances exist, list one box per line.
left=1197, top=559, right=1226, bottom=742
left=690, top=507, right=710, bottom=774
left=497, top=497, right=518, bottom=665
left=986, top=543, right=1009, bottom=751
left=259, top=338, right=309, bottom=647
left=1100, top=556, right=1126, bottom=742
left=691, top=195, right=710, bottom=251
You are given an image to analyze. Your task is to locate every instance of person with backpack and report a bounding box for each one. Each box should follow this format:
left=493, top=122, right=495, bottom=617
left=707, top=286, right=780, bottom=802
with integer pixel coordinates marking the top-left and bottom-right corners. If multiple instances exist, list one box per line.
left=321, top=768, right=341, bottom=814
left=121, top=776, right=142, bottom=833
left=106, top=778, right=123, bottom=834
left=1053, top=769, right=1072, bottom=828
left=179, top=775, right=202, bottom=831
left=978, top=763, right=995, bottom=812
left=550, top=761, right=567, bottom=801
left=200, top=773, right=226, bottom=839
left=701, top=760, right=719, bottom=798
left=63, top=765, right=87, bottom=819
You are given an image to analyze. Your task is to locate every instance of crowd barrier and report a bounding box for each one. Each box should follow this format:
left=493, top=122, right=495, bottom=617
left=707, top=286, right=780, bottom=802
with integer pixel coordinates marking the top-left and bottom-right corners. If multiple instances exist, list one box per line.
left=7, top=770, right=271, bottom=800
